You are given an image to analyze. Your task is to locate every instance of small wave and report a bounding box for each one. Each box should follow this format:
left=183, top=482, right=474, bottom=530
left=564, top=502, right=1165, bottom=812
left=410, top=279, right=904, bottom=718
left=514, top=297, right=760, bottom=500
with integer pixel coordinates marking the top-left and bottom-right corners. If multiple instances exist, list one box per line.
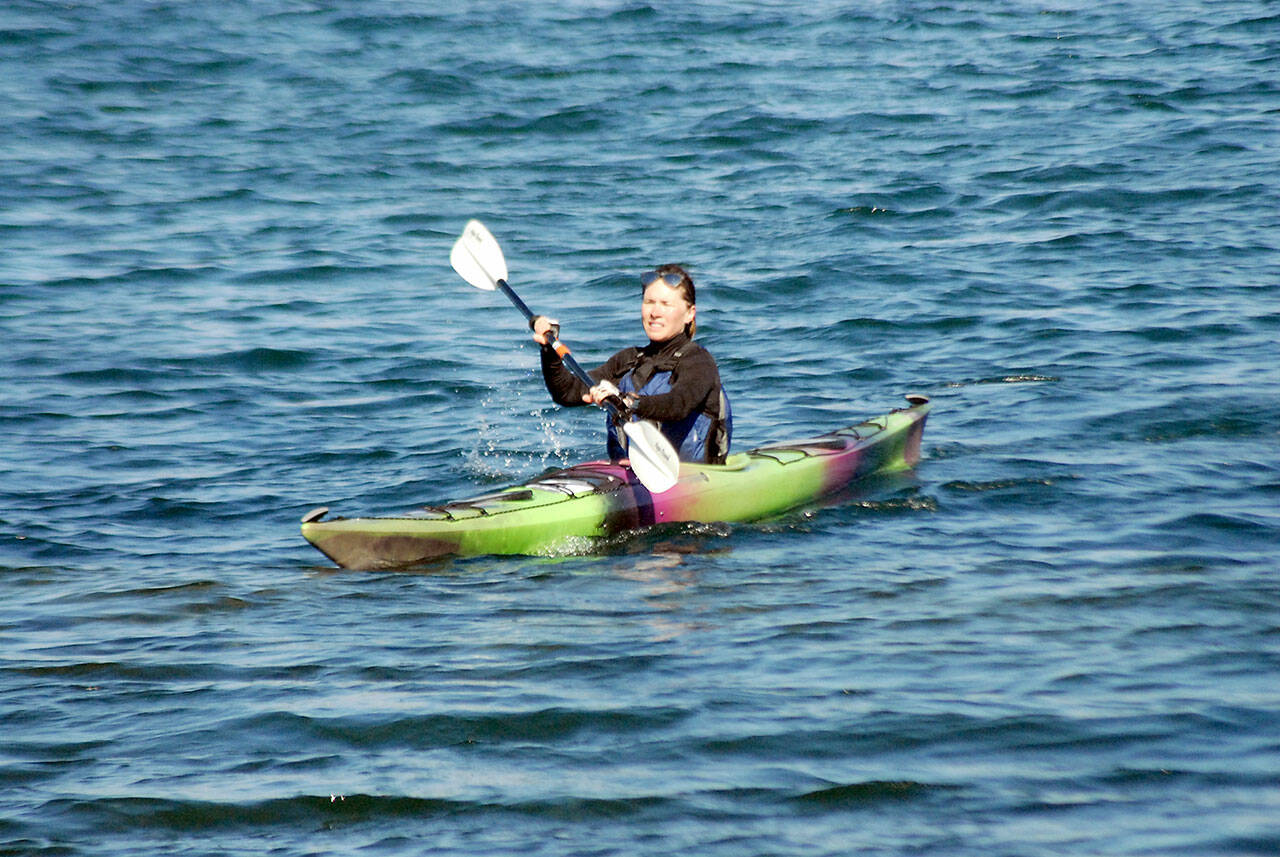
left=525, top=106, right=612, bottom=135
left=172, top=347, right=315, bottom=373
left=943, top=477, right=1062, bottom=493
left=1220, top=13, right=1280, bottom=34
left=0, top=25, right=72, bottom=46
left=44, top=794, right=460, bottom=832
left=794, top=779, right=954, bottom=807
left=226, top=705, right=693, bottom=750
left=54, top=366, right=180, bottom=387
left=44, top=789, right=675, bottom=835
left=231, top=264, right=390, bottom=285
left=847, top=494, right=940, bottom=513
left=41, top=266, right=223, bottom=290
left=15, top=660, right=228, bottom=683
left=1096, top=398, right=1279, bottom=443
left=1156, top=512, right=1276, bottom=541
left=330, top=12, right=448, bottom=34
left=440, top=105, right=612, bottom=136
left=946, top=374, right=1059, bottom=386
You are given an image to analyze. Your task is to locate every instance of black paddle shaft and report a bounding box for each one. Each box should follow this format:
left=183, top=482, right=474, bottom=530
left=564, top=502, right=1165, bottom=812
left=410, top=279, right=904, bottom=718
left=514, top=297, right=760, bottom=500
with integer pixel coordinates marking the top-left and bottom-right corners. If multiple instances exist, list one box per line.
left=495, top=279, right=630, bottom=420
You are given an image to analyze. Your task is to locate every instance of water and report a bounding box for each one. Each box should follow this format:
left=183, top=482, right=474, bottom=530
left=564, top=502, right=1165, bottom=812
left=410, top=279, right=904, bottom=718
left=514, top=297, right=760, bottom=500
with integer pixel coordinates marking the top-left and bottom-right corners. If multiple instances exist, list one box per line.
left=3, top=1, right=1279, bottom=854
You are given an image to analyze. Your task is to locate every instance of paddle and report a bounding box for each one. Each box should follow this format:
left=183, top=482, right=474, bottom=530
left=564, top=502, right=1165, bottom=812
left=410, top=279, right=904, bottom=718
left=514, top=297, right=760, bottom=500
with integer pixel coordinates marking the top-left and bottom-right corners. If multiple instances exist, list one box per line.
left=450, top=219, right=680, bottom=494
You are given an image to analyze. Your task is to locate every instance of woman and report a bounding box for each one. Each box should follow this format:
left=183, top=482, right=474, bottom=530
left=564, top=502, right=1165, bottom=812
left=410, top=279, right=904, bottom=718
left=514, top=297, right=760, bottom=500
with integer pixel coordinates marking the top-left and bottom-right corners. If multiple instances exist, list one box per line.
left=531, top=264, right=732, bottom=464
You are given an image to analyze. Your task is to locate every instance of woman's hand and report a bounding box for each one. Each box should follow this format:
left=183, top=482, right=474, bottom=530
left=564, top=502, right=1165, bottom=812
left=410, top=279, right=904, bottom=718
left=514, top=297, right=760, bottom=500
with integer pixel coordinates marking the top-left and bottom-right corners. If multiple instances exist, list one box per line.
left=585, top=379, right=621, bottom=405
left=530, top=316, right=559, bottom=346
left=586, top=382, right=638, bottom=419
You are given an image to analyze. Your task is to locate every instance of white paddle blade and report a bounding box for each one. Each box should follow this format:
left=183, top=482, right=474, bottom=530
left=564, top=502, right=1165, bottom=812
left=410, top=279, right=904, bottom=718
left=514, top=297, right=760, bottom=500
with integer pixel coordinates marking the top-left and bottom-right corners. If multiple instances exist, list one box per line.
left=623, top=420, right=680, bottom=494
left=450, top=219, right=508, bottom=291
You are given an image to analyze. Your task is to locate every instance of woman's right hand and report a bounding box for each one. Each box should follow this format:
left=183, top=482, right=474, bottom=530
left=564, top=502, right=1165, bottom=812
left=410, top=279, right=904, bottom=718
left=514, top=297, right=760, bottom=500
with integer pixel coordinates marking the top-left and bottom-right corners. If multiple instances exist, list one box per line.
left=530, top=315, right=559, bottom=346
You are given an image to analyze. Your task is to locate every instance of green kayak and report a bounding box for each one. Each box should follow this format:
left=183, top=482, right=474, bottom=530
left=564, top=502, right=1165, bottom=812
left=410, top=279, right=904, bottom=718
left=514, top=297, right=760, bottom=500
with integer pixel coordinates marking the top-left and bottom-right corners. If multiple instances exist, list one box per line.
left=301, top=395, right=930, bottom=569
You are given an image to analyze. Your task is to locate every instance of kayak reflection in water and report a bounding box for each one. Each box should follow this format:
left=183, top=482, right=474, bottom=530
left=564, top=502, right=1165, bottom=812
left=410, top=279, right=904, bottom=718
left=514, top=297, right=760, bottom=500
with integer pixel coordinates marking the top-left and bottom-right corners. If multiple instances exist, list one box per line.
left=531, top=264, right=732, bottom=464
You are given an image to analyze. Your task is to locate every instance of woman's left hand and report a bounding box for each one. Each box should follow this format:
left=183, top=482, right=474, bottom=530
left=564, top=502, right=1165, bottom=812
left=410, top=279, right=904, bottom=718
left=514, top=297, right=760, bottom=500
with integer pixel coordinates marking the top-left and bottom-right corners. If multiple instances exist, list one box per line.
left=584, top=379, right=621, bottom=405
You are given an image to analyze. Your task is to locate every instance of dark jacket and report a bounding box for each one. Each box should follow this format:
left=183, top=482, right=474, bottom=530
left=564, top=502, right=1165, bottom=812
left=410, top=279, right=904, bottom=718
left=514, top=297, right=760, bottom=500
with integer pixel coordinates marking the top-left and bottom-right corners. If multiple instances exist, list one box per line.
left=540, top=332, right=732, bottom=464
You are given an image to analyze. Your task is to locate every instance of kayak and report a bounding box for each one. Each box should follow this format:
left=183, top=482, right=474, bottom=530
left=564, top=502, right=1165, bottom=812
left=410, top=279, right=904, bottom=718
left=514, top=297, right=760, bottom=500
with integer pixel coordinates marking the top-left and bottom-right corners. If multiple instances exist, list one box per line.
left=301, top=395, right=931, bottom=569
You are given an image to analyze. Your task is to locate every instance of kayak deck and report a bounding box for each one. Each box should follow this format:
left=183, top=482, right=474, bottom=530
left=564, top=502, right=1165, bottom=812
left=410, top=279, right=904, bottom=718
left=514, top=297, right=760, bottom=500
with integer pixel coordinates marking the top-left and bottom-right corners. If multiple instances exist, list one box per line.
left=302, top=396, right=930, bottom=569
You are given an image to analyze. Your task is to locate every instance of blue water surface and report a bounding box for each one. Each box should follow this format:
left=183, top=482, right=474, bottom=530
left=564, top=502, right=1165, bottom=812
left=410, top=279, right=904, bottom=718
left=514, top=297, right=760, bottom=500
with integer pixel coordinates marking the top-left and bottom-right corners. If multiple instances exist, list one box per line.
left=3, top=2, right=1279, bottom=855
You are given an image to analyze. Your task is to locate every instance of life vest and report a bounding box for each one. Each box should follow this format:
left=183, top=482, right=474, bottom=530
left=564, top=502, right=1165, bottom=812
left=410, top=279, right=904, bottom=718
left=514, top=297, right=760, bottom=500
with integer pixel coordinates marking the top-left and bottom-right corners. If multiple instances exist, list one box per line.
left=605, top=342, right=732, bottom=464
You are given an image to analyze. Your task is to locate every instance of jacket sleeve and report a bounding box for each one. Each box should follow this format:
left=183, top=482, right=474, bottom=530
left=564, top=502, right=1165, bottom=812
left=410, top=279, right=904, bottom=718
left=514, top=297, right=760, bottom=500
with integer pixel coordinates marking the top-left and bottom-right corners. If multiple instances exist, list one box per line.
left=539, top=345, right=624, bottom=407
left=632, top=348, right=719, bottom=422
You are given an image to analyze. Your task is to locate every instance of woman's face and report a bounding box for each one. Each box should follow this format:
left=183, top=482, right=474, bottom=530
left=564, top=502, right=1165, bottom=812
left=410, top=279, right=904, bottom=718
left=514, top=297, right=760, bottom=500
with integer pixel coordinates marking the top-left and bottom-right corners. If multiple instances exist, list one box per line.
left=641, top=280, right=695, bottom=343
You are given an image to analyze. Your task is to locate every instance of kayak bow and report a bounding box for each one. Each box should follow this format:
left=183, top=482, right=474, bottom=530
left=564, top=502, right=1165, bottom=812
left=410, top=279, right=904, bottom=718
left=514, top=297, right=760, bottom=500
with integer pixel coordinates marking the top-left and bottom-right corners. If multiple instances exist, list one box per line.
left=301, top=396, right=930, bottom=569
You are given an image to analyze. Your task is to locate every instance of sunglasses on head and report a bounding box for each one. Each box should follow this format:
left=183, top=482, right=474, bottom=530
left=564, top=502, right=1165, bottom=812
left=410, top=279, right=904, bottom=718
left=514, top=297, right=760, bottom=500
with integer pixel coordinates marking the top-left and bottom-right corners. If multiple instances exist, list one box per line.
left=641, top=271, right=684, bottom=288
